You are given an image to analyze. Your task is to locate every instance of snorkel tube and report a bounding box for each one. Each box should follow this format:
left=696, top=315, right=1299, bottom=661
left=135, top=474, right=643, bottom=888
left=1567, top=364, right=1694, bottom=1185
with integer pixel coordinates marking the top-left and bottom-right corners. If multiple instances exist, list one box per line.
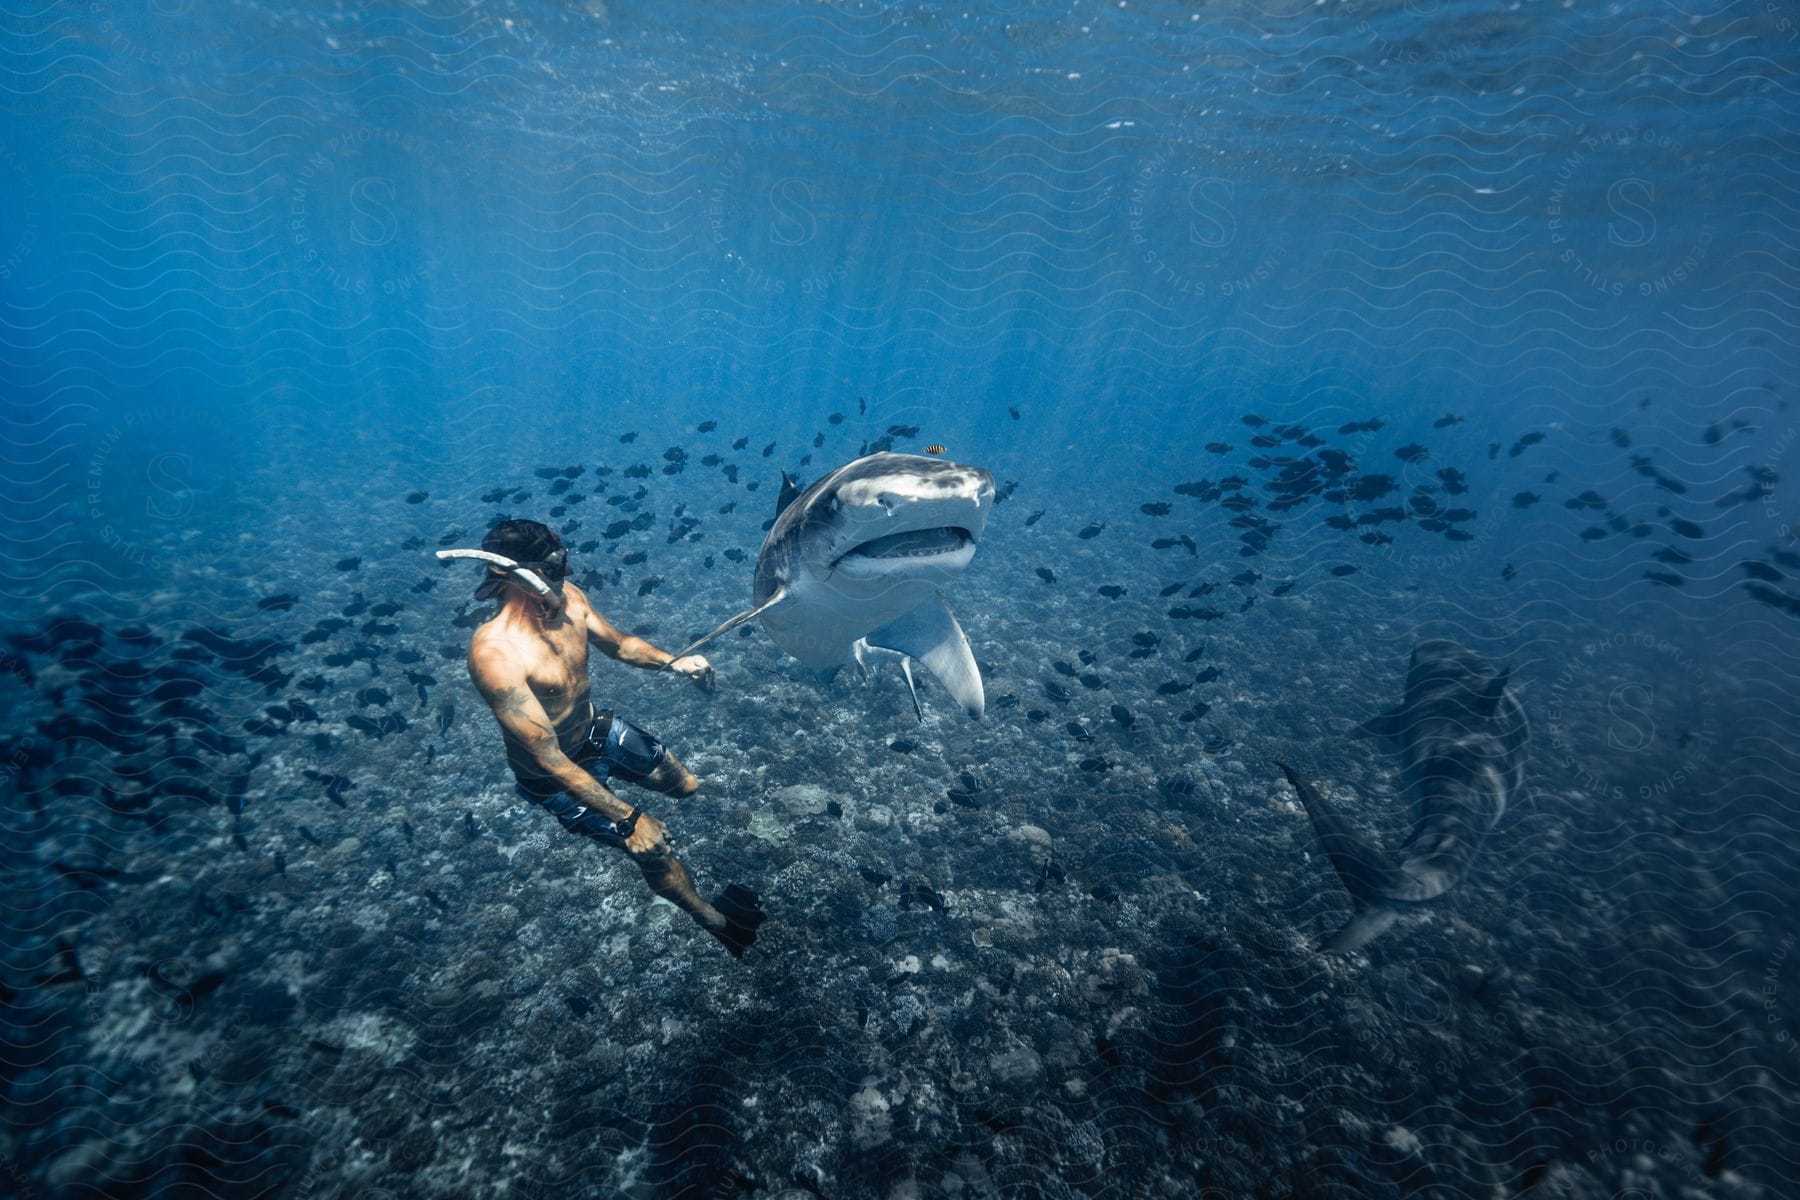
left=436, top=548, right=567, bottom=617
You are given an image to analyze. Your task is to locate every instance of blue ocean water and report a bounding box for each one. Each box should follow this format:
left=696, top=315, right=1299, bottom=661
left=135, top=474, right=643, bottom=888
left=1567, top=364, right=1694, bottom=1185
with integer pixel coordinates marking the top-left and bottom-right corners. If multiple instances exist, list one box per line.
left=3, top=1, right=1799, bottom=1196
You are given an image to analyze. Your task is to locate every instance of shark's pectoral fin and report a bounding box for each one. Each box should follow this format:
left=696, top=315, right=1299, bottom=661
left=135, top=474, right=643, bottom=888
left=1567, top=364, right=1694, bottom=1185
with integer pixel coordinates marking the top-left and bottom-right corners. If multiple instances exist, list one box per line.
left=669, top=591, right=788, bottom=662
left=1325, top=907, right=1402, bottom=955
left=866, top=596, right=984, bottom=718
left=1353, top=708, right=1407, bottom=740
left=1278, top=761, right=1397, bottom=910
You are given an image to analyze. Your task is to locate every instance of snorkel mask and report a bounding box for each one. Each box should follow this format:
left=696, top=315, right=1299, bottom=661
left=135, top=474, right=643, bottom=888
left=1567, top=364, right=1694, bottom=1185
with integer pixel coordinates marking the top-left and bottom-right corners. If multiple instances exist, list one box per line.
left=437, top=544, right=569, bottom=616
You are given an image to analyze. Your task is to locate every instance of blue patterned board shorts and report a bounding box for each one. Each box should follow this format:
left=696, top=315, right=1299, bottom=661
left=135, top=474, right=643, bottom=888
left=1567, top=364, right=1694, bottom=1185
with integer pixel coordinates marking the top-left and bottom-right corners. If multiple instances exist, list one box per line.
left=509, top=705, right=666, bottom=844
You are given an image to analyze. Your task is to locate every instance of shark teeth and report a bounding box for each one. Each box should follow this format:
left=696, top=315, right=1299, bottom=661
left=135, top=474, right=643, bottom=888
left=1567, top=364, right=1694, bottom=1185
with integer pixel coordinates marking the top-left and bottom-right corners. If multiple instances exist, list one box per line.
left=844, top=526, right=972, bottom=561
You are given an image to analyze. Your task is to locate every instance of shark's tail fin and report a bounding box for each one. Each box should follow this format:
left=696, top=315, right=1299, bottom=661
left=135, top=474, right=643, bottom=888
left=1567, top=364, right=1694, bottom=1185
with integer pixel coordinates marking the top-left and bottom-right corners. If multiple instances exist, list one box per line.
left=1278, top=762, right=1402, bottom=953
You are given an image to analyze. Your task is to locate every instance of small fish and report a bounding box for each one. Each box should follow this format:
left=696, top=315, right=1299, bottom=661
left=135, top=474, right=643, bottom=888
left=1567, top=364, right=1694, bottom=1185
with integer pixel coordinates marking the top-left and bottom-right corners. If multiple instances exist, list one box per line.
left=1078, top=757, right=1111, bottom=773
left=889, top=739, right=917, bottom=754
left=1097, top=585, right=1125, bottom=599
left=335, top=556, right=362, bottom=572
left=1241, top=414, right=1268, bottom=427
left=1066, top=721, right=1093, bottom=743
left=620, top=431, right=638, bottom=443
left=1330, top=564, right=1358, bottom=577
left=1140, top=502, right=1171, bottom=516
left=1044, top=682, right=1072, bottom=703
left=697, top=420, right=717, bottom=432
left=1502, top=563, right=1518, bottom=582
left=1024, top=509, right=1045, bottom=527
left=1036, top=567, right=1056, bottom=584
left=1508, top=431, right=1546, bottom=457
left=1008, top=406, right=1020, bottom=420
left=257, top=593, right=298, bottom=612
left=1394, top=444, right=1429, bottom=464
left=1432, top=414, right=1462, bottom=429
left=1644, top=570, right=1685, bottom=587
left=1110, top=704, right=1135, bottom=729
left=1157, top=680, right=1192, bottom=695
left=404, top=491, right=428, bottom=504
left=925, top=444, right=946, bottom=455
left=1078, top=522, right=1105, bottom=539
left=1512, top=492, right=1540, bottom=509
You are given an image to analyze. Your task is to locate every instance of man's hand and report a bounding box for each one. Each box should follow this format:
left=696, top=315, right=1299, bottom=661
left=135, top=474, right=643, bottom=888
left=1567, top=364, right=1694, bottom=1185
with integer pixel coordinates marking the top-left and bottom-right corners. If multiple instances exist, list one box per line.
left=621, top=810, right=668, bottom=857
left=669, top=654, right=714, bottom=690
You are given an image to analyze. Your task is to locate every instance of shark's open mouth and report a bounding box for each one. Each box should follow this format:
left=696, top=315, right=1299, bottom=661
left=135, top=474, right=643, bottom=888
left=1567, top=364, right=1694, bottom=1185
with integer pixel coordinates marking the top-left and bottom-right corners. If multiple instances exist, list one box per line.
left=841, top=526, right=974, bottom=563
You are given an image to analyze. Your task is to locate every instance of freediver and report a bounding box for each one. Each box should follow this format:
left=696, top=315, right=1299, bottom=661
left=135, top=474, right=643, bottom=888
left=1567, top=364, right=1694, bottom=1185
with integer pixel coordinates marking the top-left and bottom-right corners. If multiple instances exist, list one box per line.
left=441, top=519, right=766, bottom=956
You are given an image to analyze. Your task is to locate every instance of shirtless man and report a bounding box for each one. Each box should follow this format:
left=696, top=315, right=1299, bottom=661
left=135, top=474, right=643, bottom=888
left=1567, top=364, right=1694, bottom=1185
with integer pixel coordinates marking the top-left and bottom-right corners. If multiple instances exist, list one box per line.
left=452, top=518, right=765, bottom=957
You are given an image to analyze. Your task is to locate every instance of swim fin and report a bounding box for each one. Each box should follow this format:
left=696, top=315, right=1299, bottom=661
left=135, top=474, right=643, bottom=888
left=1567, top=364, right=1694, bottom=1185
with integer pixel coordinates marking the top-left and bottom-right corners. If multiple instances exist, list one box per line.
left=709, top=884, right=767, bottom=958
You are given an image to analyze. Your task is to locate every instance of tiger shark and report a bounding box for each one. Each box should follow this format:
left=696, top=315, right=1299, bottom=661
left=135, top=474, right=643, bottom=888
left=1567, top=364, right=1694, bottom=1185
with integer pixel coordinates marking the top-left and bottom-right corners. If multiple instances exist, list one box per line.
left=1278, top=638, right=1528, bottom=954
left=672, top=452, right=995, bottom=718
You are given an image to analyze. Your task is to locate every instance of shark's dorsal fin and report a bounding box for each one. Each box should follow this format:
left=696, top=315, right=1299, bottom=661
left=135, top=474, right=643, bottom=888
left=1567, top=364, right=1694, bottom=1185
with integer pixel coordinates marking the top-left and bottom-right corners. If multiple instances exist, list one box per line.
left=866, top=595, right=984, bottom=718
left=775, top=472, right=804, bottom=520
left=1475, top=667, right=1511, bottom=719
left=665, top=590, right=788, bottom=663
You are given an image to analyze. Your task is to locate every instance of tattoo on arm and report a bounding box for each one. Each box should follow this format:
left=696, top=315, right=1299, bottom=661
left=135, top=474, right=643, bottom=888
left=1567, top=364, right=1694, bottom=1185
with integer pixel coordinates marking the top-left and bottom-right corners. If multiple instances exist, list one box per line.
left=482, top=681, right=631, bottom=822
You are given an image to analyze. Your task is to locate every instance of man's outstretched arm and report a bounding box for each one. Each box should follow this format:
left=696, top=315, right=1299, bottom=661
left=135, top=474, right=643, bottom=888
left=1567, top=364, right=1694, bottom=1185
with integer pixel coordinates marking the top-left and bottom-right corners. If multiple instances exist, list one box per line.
left=575, top=586, right=712, bottom=682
